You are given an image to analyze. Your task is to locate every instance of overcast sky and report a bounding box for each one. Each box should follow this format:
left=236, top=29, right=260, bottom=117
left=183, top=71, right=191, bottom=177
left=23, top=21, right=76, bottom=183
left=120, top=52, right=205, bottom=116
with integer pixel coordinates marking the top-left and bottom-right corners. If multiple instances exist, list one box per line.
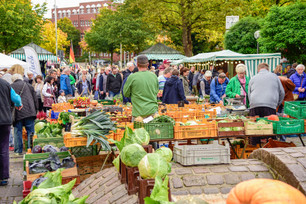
left=31, top=0, right=104, bottom=18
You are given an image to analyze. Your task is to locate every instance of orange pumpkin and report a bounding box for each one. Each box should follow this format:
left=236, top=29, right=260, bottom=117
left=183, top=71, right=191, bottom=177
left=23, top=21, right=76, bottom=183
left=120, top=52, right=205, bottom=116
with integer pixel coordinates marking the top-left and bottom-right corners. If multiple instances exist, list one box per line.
left=267, top=115, right=279, bottom=121
left=227, top=179, right=306, bottom=204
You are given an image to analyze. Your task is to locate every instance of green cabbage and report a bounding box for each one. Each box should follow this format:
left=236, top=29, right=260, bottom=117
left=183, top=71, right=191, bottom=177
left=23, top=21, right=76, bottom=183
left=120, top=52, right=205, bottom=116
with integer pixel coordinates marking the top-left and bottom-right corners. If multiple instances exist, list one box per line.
left=155, top=147, right=173, bottom=163
left=133, top=128, right=150, bottom=146
left=113, top=155, right=120, bottom=171
left=232, top=127, right=244, bottom=131
left=35, top=122, right=46, bottom=133
left=138, top=153, right=171, bottom=179
left=219, top=127, right=232, bottom=131
left=121, top=144, right=147, bottom=167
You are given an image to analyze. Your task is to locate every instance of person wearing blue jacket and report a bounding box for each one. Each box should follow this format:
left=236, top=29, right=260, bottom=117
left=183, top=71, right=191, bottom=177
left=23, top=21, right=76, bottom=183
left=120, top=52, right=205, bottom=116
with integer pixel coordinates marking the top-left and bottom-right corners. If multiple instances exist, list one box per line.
left=210, top=73, right=229, bottom=104
left=289, top=64, right=306, bottom=101
left=162, top=69, right=189, bottom=104
left=60, top=68, right=73, bottom=96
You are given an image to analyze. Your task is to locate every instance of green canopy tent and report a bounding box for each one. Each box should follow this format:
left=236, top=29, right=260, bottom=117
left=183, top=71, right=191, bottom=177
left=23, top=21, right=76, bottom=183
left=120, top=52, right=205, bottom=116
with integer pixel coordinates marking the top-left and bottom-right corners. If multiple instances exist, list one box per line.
left=183, top=50, right=281, bottom=78
left=139, top=43, right=186, bottom=61
left=9, top=43, right=58, bottom=62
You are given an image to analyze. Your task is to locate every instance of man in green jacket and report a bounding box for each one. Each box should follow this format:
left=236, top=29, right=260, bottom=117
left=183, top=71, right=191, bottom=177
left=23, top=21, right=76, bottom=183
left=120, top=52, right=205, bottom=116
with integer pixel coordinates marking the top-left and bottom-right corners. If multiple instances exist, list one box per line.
left=225, top=64, right=250, bottom=107
left=123, top=55, right=159, bottom=118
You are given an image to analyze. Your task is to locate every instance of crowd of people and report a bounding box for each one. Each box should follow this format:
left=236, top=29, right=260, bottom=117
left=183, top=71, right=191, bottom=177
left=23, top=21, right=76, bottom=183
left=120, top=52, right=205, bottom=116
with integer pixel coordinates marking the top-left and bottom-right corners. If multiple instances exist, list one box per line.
left=0, top=55, right=305, bottom=185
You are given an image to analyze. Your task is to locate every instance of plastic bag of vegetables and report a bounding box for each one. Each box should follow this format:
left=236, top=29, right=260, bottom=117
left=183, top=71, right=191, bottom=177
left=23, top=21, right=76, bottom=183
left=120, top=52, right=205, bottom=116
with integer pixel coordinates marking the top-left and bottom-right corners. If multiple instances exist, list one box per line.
left=138, top=153, right=171, bottom=179
left=120, top=144, right=147, bottom=167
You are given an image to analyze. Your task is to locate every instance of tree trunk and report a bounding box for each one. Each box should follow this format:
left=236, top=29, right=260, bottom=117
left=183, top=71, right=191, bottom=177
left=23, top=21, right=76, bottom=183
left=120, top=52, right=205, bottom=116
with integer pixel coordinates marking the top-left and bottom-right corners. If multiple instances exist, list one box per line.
left=181, top=1, right=193, bottom=57
left=110, top=52, right=113, bottom=65
left=182, top=22, right=193, bottom=57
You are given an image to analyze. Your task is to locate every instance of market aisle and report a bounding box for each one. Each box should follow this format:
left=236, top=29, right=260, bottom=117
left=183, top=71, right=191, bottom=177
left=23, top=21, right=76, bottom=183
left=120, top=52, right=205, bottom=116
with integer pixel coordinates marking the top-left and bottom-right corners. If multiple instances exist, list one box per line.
left=0, top=151, right=24, bottom=204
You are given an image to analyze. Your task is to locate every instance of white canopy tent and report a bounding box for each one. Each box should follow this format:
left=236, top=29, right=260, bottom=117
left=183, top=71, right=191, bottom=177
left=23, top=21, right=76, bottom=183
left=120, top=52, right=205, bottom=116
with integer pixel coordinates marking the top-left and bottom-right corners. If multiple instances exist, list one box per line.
left=0, top=53, right=28, bottom=73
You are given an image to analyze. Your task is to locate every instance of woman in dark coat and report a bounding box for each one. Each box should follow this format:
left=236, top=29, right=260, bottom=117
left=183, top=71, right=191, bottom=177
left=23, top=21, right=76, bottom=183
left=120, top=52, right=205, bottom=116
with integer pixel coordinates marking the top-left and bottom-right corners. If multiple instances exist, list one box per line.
left=11, top=74, right=37, bottom=155
left=0, top=78, right=22, bottom=185
left=162, top=69, right=189, bottom=104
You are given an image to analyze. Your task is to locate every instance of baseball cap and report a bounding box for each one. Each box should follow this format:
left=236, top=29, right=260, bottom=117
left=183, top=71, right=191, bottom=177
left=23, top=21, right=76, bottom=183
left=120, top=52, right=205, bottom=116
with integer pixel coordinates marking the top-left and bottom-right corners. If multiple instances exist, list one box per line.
left=219, top=73, right=226, bottom=78
left=163, top=59, right=171, bottom=64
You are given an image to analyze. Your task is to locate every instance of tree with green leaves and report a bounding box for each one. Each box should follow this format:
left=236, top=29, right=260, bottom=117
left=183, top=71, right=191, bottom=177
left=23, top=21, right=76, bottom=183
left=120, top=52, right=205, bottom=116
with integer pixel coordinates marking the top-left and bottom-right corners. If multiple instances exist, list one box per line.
left=57, top=17, right=81, bottom=57
left=224, top=16, right=261, bottom=54
left=122, top=0, right=249, bottom=57
left=85, top=8, right=153, bottom=64
left=259, top=2, right=306, bottom=63
left=0, top=0, right=46, bottom=54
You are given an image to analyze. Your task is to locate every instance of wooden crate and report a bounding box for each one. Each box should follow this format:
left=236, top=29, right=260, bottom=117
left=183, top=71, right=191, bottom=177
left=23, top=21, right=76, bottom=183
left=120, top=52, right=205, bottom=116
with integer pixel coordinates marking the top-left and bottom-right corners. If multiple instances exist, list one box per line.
left=138, top=178, right=171, bottom=204
left=244, top=122, right=273, bottom=135
left=218, top=122, right=244, bottom=137
left=76, top=154, right=113, bottom=181
left=174, top=122, right=217, bottom=139
left=26, top=155, right=78, bottom=182
left=263, top=138, right=296, bottom=148
left=231, top=144, right=259, bottom=159
left=125, top=166, right=140, bottom=195
left=64, top=132, right=113, bottom=147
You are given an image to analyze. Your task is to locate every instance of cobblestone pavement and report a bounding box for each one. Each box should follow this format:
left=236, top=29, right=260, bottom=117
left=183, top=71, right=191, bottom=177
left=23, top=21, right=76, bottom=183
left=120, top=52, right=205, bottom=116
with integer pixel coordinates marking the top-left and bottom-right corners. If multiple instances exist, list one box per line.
left=250, top=146, right=306, bottom=194
left=0, top=151, right=24, bottom=204
left=169, top=159, right=273, bottom=203
left=2, top=137, right=304, bottom=204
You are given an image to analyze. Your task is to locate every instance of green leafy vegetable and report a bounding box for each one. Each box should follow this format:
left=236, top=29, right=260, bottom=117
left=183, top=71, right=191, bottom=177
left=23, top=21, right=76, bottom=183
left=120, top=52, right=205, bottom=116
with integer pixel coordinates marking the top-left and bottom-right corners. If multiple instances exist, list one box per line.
left=113, top=155, right=120, bottom=172
left=35, top=122, right=46, bottom=133
left=155, top=147, right=172, bottom=163
left=71, top=110, right=116, bottom=151
left=133, top=128, right=150, bottom=146
left=138, top=153, right=171, bottom=179
left=121, top=144, right=147, bottom=167
left=144, top=176, right=173, bottom=204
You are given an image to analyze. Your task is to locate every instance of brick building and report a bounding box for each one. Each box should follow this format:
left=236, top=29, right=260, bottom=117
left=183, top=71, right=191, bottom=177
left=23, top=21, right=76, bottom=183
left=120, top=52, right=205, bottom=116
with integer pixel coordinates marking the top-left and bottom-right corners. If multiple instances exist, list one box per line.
left=51, top=0, right=133, bottom=64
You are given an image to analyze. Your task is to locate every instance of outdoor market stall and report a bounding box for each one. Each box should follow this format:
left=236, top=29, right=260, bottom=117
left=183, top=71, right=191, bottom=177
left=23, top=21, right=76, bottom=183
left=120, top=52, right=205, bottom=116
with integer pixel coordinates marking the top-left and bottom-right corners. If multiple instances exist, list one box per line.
left=19, top=97, right=306, bottom=203
left=137, top=43, right=186, bottom=67
left=0, top=53, right=29, bottom=71
left=182, top=50, right=281, bottom=78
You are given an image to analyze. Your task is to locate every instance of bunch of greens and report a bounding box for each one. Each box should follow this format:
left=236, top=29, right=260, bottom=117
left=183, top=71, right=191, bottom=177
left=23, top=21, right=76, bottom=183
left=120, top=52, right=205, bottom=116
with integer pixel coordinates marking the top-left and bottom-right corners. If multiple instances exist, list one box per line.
left=71, top=110, right=116, bottom=151
left=151, top=115, right=175, bottom=126
left=144, top=176, right=173, bottom=204
left=110, top=127, right=150, bottom=152
left=35, top=122, right=64, bottom=138
left=59, top=112, right=78, bottom=124
left=17, top=169, right=88, bottom=204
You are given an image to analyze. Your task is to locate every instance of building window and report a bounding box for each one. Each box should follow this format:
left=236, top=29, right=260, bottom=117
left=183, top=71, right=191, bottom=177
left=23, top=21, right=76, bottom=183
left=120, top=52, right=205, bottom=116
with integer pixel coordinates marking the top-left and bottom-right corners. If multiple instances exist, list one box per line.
left=63, top=12, right=66, bottom=17
left=80, top=20, right=84, bottom=27
left=87, top=8, right=90, bottom=13
left=76, top=21, right=78, bottom=27
left=67, top=12, right=71, bottom=17
left=58, top=13, right=61, bottom=18
left=92, top=8, right=96, bottom=13
left=80, top=9, right=84, bottom=14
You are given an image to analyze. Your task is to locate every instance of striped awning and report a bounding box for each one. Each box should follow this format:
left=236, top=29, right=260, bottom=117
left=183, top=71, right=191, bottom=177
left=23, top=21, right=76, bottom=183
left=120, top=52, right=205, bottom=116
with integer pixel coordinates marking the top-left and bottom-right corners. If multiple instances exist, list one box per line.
left=10, top=53, right=58, bottom=62
left=141, top=54, right=186, bottom=60
left=244, top=54, right=281, bottom=77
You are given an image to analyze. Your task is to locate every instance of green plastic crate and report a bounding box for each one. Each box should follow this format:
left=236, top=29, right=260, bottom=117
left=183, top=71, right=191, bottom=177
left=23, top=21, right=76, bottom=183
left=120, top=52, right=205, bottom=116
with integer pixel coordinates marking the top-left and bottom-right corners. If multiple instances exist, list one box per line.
left=98, top=99, right=115, bottom=105
left=33, top=137, right=65, bottom=149
left=257, top=117, right=305, bottom=135
left=284, top=101, right=306, bottom=119
left=23, top=151, right=71, bottom=171
left=69, top=145, right=99, bottom=157
left=134, top=122, right=174, bottom=140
